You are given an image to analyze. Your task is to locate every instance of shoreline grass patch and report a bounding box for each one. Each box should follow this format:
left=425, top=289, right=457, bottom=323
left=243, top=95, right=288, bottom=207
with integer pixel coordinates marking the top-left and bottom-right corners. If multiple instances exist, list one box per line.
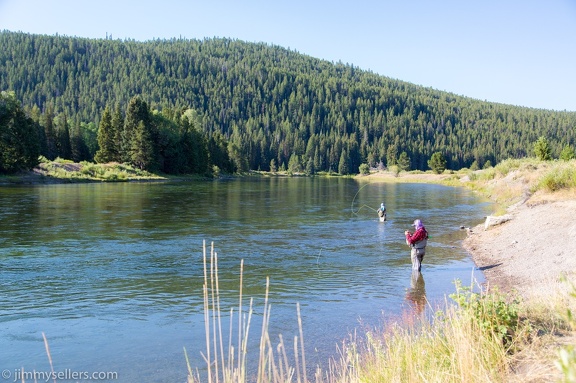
left=186, top=242, right=563, bottom=383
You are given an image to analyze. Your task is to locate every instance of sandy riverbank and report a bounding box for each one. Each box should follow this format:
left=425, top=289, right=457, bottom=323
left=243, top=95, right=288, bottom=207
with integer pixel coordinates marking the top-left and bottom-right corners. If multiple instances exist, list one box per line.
left=463, top=197, right=576, bottom=299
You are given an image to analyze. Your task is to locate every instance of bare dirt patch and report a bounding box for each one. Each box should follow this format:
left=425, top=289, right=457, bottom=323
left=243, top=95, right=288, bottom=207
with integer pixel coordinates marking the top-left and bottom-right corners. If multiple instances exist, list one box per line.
left=463, top=198, right=576, bottom=299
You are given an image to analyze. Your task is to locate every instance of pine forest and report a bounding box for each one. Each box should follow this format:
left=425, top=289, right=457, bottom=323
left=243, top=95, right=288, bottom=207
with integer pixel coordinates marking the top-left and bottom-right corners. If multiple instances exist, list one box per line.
left=1, top=30, right=575, bottom=175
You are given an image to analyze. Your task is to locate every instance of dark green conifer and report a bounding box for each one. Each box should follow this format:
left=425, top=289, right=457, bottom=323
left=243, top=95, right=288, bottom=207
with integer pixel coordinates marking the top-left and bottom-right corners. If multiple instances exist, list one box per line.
left=94, top=105, right=115, bottom=163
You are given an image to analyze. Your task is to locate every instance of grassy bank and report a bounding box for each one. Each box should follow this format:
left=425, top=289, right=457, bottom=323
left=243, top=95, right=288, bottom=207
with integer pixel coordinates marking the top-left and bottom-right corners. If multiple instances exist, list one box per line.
left=363, top=158, right=576, bottom=210
left=35, top=157, right=168, bottom=182
left=453, top=158, right=576, bottom=208
left=0, top=157, right=167, bottom=183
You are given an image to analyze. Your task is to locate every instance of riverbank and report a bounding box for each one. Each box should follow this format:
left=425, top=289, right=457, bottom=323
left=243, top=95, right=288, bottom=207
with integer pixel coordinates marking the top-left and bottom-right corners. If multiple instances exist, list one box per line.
left=463, top=198, right=576, bottom=299
left=362, top=161, right=576, bottom=382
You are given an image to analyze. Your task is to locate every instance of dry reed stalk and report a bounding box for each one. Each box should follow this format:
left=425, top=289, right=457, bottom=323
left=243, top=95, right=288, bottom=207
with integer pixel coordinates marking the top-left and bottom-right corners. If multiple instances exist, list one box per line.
left=256, top=277, right=271, bottom=383
left=193, top=241, right=311, bottom=383
left=201, top=241, right=212, bottom=383
left=42, top=332, right=56, bottom=383
left=237, top=259, right=244, bottom=375
left=297, top=303, right=307, bottom=383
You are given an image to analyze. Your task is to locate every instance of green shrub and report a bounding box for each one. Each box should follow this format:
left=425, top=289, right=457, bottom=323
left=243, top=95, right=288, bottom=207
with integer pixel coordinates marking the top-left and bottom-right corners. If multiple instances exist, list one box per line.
left=389, top=165, right=400, bottom=177
left=560, top=146, right=576, bottom=161
left=478, top=167, right=496, bottom=181
left=450, top=280, right=521, bottom=349
left=359, top=163, right=370, bottom=175
left=103, top=171, right=127, bottom=181
left=212, top=165, right=221, bottom=177
left=556, top=277, right=576, bottom=382
left=537, top=166, right=576, bottom=192
left=495, top=158, right=522, bottom=176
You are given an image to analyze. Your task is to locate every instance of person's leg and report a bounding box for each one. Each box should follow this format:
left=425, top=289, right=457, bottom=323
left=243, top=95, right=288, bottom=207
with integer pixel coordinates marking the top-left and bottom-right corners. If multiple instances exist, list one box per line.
left=411, top=248, right=420, bottom=271
left=417, top=252, right=425, bottom=272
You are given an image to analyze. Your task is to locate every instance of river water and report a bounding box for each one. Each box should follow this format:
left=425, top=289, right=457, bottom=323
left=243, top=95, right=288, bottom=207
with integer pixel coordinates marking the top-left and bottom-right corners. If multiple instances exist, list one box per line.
left=0, top=177, right=493, bottom=382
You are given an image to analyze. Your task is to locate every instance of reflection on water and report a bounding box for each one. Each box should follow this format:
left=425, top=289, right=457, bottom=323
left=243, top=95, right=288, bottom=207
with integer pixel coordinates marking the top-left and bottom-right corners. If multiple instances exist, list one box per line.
left=405, top=271, right=427, bottom=316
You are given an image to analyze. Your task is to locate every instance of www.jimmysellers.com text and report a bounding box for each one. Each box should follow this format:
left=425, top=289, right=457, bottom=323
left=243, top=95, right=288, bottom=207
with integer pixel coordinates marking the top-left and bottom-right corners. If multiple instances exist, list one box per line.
left=2, top=368, right=118, bottom=382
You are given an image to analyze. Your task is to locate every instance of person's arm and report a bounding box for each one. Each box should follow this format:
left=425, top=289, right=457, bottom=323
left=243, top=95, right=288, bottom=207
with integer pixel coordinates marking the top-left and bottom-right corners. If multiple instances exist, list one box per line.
left=407, top=228, right=426, bottom=244
left=405, top=231, right=414, bottom=244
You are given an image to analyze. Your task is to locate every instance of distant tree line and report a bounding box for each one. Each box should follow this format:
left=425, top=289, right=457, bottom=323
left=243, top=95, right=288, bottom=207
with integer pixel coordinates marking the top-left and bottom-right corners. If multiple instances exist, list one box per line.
left=1, top=31, right=575, bottom=174
left=0, top=90, right=233, bottom=174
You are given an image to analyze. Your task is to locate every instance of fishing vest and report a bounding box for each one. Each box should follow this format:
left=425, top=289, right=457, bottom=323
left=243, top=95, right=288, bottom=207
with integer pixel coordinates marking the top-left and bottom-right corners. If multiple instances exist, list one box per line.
left=413, top=238, right=427, bottom=249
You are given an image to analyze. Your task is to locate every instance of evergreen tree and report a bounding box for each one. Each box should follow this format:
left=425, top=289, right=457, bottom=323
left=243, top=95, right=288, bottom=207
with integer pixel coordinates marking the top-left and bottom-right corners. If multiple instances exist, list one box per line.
left=0, top=91, right=40, bottom=172
left=123, top=96, right=151, bottom=164
left=130, top=121, right=155, bottom=170
left=208, top=132, right=233, bottom=173
left=305, top=156, right=315, bottom=175
left=560, top=145, right=575, bottom=161
left=56, top=113, right=72, bottom=160
left=386, top=143, right=398, bottom=167
left=533, top=136, right=552, bottom=161
left=42, top=104, right=57, bottom=160
left=70, top=121, right=90, bottom=162
left=111, top=104, right=124, bottom=162
left=428, top=152, right=447, bottom=174
left=338, top=149, right=350, bottom=175
left=397, top=151, right=410, bottom=171
left=80, top=121, right=99, bottom=159
left=287, top=153, right=301, bottom=173
left=227, top=141, right=245, bottom=173
left=94, top=105, right=115, bottom=163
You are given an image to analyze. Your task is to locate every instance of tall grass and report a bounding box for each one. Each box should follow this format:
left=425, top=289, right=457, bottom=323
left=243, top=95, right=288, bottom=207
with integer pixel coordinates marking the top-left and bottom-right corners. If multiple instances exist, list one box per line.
left=555, top=277, right=576, bottom=383
left=455, top=159, right=576, bottom=209
left=187, top=243, right=553, bottom=383
left=326, top=281, right=528, bottom=383
left=185, top=241, right=311, bottom=383
left=536, top=162, right=576, bottom=192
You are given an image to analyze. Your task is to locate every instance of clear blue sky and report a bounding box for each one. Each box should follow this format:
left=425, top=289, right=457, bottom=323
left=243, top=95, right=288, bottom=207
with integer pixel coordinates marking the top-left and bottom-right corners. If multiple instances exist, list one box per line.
left=1, top=0, right=575, bottom=111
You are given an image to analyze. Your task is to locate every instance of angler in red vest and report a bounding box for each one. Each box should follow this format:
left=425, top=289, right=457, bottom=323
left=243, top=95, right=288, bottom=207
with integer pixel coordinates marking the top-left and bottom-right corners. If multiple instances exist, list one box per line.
left=405, top=219, right=429, bottom=272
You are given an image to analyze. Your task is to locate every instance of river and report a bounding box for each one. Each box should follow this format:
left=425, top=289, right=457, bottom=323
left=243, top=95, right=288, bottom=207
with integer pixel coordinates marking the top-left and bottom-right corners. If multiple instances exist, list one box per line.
left=0, top=177, right=493, bottom=382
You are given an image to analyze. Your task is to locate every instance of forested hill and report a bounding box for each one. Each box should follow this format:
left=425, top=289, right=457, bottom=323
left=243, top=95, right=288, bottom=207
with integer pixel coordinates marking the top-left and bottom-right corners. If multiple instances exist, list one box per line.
left=1, top=30, right=575, bottom=173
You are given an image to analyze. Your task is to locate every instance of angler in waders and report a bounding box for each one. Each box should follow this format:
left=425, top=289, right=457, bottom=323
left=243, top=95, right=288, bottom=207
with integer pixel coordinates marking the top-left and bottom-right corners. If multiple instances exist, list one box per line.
left=377, top=202, right=387, bottom=221
left=405, top=219, right=428, bottom=272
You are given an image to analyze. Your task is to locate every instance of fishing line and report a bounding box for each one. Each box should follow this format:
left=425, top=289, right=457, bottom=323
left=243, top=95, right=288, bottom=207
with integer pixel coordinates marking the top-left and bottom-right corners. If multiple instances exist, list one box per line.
left=351, top=182, right=379, bottom=216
